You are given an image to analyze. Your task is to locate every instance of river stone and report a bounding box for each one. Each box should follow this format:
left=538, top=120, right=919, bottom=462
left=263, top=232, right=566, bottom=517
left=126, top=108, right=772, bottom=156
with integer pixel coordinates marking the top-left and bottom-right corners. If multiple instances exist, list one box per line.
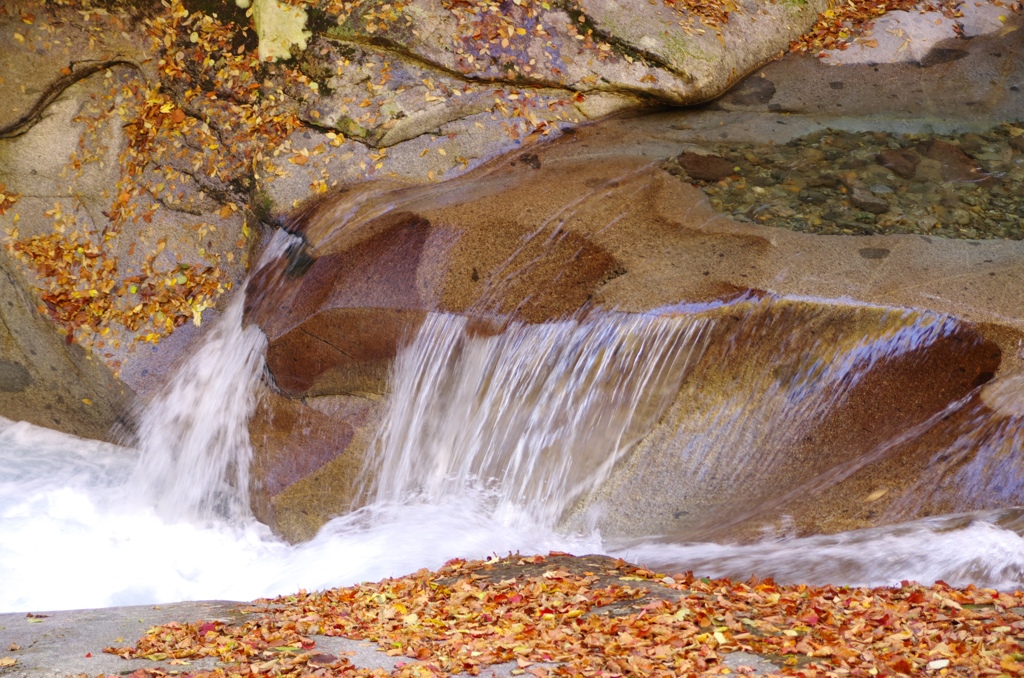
left=258, top=0, right=831, bottom=211
left=676, top=152, right=735, bottom=182
left=877, top=148, right=920, bottom=179
left=849, top=188, right=890, bottom=214
left=916, top=139, right=997, bottom=186
left=320, top=0, right=827, bottom=106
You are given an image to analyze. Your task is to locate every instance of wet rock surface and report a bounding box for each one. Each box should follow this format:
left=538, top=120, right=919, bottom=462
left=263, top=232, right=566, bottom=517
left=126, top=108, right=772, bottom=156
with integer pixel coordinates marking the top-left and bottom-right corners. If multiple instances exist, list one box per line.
left=0, top=0, right=1022, bottom=552
left=247, top=140, right=1024, bottom=542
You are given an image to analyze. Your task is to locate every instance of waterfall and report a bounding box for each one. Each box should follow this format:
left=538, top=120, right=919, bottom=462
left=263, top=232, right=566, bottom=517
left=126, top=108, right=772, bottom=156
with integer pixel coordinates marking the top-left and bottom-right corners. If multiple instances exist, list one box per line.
left=127, top=231, right=299, bottom=523
left=5, top=264, right=1024, bottom=611
left=7, top=206, right=1021, bottom=612
left=633, top=308, right=968, bottom=535
left=365, top=311, right=711, bottom=530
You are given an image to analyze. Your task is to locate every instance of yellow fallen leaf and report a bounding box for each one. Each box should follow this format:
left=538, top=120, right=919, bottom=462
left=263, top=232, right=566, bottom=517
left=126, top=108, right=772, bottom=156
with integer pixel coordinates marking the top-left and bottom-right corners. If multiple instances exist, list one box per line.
left=865, top=488, right=888, bottom=502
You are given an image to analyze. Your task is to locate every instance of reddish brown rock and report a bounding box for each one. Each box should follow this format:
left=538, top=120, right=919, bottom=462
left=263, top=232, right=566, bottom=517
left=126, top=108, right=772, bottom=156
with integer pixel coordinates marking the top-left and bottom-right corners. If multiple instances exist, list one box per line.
left=876, top=148, right=921, bottom=179
left=249, top=390, right=381, bottom=541
left=247, top=130, right=1024, bottom=544
left=916, top=139, right=997, bottom=186
left=676, top=152, right=736, bottom=182
left=266, top=308, right=424, bottom=397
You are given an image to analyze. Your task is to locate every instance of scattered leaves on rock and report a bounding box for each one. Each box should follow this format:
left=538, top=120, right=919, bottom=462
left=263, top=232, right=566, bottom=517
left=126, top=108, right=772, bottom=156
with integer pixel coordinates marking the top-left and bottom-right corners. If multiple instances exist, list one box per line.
left=790, top=0, right=966, bottom=54
left=0, top=184, right=20, bottom=216
left=5, top=230, right=229, bottom=345
left=2, top=0, right=1016, bottom=360
left=101, top=553, right=1024, bottom=677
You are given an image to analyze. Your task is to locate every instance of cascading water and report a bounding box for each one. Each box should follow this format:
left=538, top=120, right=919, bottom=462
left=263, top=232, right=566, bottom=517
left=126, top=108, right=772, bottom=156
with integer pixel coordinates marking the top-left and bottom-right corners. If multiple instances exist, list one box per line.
left=366, top=312, right=711, bottom=529
left=2, top=235, right=1024, bottom=613
left=599, top=307, right=973, bottom=538
left=126, top=296, right=266, bottom=523
left=128, top=230, right=297, bottom=523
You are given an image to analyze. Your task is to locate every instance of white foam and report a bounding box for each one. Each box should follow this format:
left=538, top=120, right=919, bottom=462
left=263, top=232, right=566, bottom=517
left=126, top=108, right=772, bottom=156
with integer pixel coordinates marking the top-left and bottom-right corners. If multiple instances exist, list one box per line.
left=3, top=262, right=1023, bottom=613
left=0, top=423, right=596, bottom=612
left=2, top=417, right=1023, bottom=612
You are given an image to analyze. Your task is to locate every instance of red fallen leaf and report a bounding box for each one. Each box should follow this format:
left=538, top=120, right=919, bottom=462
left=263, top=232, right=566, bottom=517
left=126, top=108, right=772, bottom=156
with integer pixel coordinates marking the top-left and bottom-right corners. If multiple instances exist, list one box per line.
left=891, top=657, right=914, bottom=674
left=85, top=653, right=92, bottom=658
left=907, top=591, right=927, bottom=605
left=800, top=613, right=819, bottom=625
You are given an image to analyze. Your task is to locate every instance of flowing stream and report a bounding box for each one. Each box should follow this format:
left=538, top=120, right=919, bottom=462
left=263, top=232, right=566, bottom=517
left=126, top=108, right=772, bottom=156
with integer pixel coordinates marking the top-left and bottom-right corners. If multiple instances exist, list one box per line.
left=1, top=238, right=1023, bottom=613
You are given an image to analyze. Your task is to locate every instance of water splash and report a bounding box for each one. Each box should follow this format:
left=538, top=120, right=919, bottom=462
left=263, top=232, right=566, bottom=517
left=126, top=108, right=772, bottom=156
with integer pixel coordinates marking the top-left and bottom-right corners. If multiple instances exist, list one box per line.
left=366, top=311, right=710, bottom=529
left=127, top=231, right=299, bottom=523
left=3, top=414, right=1022, bottom=612
left=127, top=295, right=266, bottom=522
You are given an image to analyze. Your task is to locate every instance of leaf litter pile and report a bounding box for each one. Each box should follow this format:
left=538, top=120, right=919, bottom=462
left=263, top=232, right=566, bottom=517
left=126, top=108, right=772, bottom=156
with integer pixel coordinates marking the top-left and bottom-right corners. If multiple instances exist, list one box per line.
left=92, top=554, right=1024, bottom=678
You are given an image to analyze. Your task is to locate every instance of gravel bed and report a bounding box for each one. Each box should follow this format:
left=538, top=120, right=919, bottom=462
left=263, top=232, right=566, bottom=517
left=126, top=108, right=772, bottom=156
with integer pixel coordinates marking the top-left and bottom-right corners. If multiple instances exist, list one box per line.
left=665, top=124, right=1024, bottom=239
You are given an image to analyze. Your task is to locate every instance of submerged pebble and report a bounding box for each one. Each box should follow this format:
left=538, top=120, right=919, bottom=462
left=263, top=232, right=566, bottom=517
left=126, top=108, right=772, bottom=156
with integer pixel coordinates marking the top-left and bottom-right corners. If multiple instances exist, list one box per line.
left=665, top=124, right=1024, bottom=239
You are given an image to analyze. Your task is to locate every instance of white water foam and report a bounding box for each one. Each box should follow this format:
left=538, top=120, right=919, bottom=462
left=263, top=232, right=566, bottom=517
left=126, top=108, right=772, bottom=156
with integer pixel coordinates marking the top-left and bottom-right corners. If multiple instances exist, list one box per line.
left=2, top=278, right=1024, bottom=612
left=620, top=510, right=1024, bottom=591
left=126, top=295, right=266, bottom=523
left=0, top=417, right=599, bottom=612
left=2, top=413, right=1022, bottom=613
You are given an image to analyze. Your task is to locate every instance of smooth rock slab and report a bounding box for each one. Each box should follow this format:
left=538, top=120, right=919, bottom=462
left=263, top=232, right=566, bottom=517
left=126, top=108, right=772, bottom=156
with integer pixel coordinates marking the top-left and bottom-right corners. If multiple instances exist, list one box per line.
left=0, top=601, right=247, bottom=677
